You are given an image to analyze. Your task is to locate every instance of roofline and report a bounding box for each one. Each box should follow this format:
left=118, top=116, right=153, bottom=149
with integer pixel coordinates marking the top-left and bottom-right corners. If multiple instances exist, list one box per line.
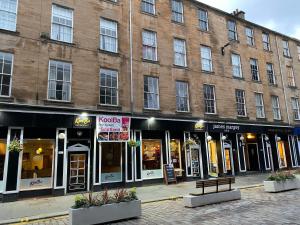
left=190, top=0, right=300, bottom=44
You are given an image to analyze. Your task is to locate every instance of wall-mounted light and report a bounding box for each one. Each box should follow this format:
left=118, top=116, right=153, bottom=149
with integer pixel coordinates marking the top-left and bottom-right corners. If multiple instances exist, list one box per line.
left=58, top=133, right=66, bottom=140
left=80, top=112, right=88, bottom=118
left=221, top=39, right=239, bottom=55
left=221, top=135, right=227, bottom=141
left=276, top=136, right=281, bottom=142
left=247, top=133, right=255, bottom=139
left=148, top=117, right=155, bottom=124
left=265, top=136, right=270, bottom=142
left=77, top=131, right=83, bottom=137
left=240, top=136, right=245, bottom=141
left=207, top=135, right=212, bottom=142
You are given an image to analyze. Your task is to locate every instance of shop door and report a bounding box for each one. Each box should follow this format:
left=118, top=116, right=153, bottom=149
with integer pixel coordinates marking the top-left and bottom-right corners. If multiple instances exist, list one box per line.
left=190, top=146, right=203, bottom=178
left=247, top=144, right=260, bottom=171
left=67, top=151, right=88, bottom=193
left=223, top=142, right=233, bottom=176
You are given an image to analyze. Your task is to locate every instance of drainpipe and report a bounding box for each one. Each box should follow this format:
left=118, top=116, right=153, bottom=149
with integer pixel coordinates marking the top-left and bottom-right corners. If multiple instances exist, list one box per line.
left=275, top=35, right=291, bottom=125
left=129, top=0, right=134, bottom=115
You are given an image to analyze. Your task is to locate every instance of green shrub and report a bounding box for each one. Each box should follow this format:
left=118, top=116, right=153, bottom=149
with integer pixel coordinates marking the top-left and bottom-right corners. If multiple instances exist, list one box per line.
left=72, top=188, right=138, bottom=209
left=267, top=171, right=296, bottom=182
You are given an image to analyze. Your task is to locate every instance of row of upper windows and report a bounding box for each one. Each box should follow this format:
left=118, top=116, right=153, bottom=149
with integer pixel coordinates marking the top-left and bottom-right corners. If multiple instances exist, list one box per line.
left=1, top=1, right=300, bottom=60
left=1, top=51, right=300, bottom=121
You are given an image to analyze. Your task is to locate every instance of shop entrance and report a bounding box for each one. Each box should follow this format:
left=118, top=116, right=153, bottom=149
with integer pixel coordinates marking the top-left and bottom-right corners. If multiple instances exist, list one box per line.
left=247, top=143, right=260, bottom=171
left=190, top=146, right=203, bottom=178
left=67, top=144, right=89, bottom=193
left=223, top=141, right=234, bottom=176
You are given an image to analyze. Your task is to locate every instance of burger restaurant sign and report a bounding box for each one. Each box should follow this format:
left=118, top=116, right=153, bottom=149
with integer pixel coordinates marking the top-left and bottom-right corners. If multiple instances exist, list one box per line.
left=96, top=115, right=131, bottom=142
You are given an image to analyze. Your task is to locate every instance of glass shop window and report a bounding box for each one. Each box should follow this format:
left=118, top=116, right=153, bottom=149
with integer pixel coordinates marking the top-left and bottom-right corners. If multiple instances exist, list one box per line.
left=0, top=140, right=6, bottom=191
left=101, top=142, right=122, bottom=183
left=170, top=139, right=181, bottom=170
left=208, top=140, right=218, bottom=177
left=142, top=139, right=162, bottom=179
left=277, top=141, right=287, bottom=168
left=21, top=140, right=54, bottom=190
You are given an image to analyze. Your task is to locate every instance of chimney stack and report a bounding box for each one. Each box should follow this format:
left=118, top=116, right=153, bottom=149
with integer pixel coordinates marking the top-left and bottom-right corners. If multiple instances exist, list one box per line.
left=232, top=9, right=245, bottom=20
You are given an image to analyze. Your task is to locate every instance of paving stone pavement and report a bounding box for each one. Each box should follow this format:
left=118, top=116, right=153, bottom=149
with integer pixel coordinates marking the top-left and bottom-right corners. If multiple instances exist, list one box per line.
left=18, top=187, right=300, bottom=225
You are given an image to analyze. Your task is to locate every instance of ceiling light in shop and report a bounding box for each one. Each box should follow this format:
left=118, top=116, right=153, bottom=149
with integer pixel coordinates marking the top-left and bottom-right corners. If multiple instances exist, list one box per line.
left=247, top=133, right=255, bottom=139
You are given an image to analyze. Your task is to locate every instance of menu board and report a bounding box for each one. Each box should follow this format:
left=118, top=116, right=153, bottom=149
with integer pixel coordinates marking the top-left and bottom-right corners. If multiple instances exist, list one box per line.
left=97, top=115, right=131, bottom=142
left=163, top=164, right=177, bottom=185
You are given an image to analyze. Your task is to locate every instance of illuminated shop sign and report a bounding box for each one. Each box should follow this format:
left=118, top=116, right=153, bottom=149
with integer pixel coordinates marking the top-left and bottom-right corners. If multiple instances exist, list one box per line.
left=96, top=115, right=131, bottom=142
left=73, top=115, right=92, bottom=128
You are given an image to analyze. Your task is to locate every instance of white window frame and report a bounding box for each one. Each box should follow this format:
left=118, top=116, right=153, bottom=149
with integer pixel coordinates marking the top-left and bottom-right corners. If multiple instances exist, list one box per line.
left=228, top=20, right=237, bottom=40
left=176, top=81, right=189, bottom=112
left=267, top=63, right=276, bottom=85
left=203, top=84, right=217, bottom=114
left=141, top=0, right=155, bottom=15
left=245, top=27, right=255, bottom=46
left=142, top=30, right=157, bottom=61
left=171, top=0, right=184, bottom=23
left=250, top=58, right=260, bottom=81
left=173, top=38, right=187, bottom=67
left=282, top=40, right=291, bottom=57
left=144, top=76, right=160, bottom=110
left=47, top=60, right=72, bottom=102
left=291, top=97, right=300, bottom=120
left=0, top=52, right=13, bottom=97
left=255, top=92, right=265, bottom=118
left=262, top=32, right=271, bottom=51
left=100, top=18, right=118, bottom=53
left=198, top=8, right=208, bottom=31
left=0, top=0, right=18, bottom=31
left=99, top=68, right=119, bottom=106
left=235, top=89, right=247, bottom=117
left=51, top=4, right=73, bottom=43
left=231, top=53, right=243, bottom=78
left=271, top=95, right=281, bottom=120
left=200, top=46, right=212, bottom=72
left=287, top=66, right=296, bottom=87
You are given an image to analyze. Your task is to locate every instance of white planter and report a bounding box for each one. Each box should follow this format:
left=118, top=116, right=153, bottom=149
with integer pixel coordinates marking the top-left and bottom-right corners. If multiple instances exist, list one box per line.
left=69, top=200, right=141, bottom=225
left=183, top=189, right=241, bottom=208
left=264, top=179, right=299, bottom=193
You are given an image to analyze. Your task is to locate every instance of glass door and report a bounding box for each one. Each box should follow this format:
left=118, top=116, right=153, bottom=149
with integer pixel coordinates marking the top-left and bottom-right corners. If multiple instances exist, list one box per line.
left=191, top=147, right=202, bottom=178
left=67, top=153, right=87, bottom=193
left=223, top=141, right=233, bottom=175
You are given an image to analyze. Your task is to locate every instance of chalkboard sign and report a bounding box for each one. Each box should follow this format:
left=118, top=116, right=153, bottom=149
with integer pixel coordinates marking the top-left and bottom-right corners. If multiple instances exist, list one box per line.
left=163, top=164, right=177, bottom=185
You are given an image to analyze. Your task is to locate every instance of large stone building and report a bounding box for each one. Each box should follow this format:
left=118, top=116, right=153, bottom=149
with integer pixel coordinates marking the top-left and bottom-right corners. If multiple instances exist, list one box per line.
left=0, top=0, right=300, bottom=201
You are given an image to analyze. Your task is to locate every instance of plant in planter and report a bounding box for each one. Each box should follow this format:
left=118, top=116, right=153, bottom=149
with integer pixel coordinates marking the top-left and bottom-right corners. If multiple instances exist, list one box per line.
left=183, top=138, right=196, bottom=149
left=69, top=188, right=141, bottom=225
left=128, top=140, right=140, bottom=148
left=264, top=171, right=299, bottom=193
left=8, top=138, right=23, bottom=153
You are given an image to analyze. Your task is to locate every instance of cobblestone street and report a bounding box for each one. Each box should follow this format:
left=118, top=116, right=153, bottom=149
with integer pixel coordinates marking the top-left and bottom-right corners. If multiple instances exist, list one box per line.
left=18, top=187, right=300, bottom=225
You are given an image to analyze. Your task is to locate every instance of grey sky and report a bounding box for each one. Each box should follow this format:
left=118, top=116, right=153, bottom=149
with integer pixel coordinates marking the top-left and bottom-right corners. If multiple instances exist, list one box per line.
left=198, top=0, right=300, bottom=40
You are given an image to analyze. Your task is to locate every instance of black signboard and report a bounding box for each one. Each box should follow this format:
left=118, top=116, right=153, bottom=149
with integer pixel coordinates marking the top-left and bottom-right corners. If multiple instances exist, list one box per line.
left=73, top=116, right=92, bottom=128
left=163, top=164, right=177, bottom=185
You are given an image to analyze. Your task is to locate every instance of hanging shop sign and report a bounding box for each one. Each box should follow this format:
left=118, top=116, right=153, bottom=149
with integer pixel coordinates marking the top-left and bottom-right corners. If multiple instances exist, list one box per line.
left=73, top=115, right=92, bottom=128
left=97, top=115, right=131, bottom=142
left=194, top=120, right=206, bottom=131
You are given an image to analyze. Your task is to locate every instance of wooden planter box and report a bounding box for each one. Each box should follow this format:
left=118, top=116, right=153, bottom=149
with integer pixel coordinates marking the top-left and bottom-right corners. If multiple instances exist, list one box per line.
left=69, top=200, right=141, bottom=225
left=264, top=179, right=299, bottom=193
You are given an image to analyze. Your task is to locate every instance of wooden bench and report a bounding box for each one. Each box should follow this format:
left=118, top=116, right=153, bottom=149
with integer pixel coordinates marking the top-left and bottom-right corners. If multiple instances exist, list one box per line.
left=194, top=177, right=235, bottom=195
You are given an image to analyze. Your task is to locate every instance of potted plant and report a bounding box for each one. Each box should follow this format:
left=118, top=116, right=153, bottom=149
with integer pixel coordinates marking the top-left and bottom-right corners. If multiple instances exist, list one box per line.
left=8, top=138, right=23, bottom=153
left=69, top=188, right=141, bottom=225
left=128, top=140, right=140, bottom=148
left=264, top=171, right=299, bottom=193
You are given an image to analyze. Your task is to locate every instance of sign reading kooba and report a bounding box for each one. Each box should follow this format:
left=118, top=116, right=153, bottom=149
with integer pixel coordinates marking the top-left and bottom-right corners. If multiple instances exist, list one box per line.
left=97, top=115, right=130, bottom=142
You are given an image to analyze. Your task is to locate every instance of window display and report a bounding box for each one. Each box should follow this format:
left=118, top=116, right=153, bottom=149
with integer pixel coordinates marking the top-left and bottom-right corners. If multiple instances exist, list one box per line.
left=21, top=140, right=54, bottom=190
left=101, top=142, right=122, bottom=183
left=208, top=140, right=218, bottom=177
left=277, top=141, right=287, bottom=168
left=0, top=140, right=6, bottom=192
left=142, top=139, right=162, bottom=179
left=170, top=139, right=183, bottom=176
